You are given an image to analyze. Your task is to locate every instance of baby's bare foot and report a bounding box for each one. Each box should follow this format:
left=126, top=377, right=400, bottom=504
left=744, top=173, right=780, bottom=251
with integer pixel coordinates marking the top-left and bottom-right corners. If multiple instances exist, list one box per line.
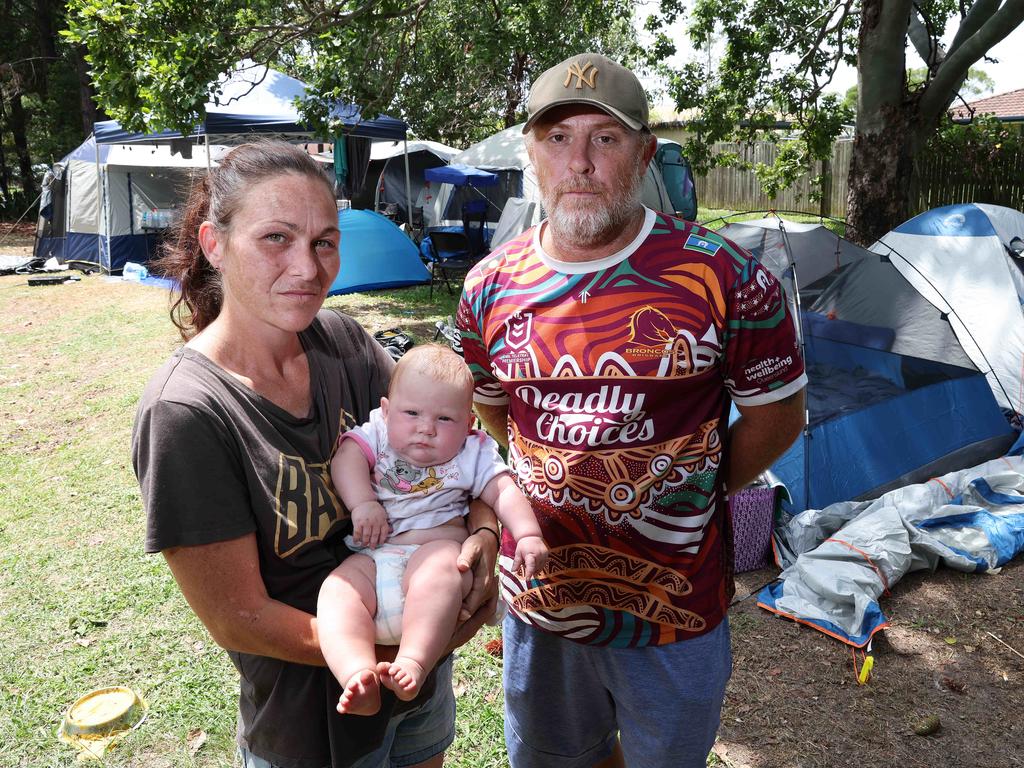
left=379, top=656, right=426, bottom=701
left=337, top=668, right=381, bottom=716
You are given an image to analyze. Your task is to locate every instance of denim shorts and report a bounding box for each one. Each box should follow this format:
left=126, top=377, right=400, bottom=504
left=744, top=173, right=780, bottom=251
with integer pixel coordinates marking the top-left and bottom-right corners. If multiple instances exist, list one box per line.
left=502, top=616, right=731, bottom=768
left=238, top=657, right=455, bottom=768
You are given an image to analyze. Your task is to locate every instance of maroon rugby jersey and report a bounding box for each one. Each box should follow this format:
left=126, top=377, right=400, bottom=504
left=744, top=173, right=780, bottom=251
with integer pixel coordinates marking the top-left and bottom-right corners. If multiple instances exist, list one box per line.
left=458, top=209, right=806, bottom=647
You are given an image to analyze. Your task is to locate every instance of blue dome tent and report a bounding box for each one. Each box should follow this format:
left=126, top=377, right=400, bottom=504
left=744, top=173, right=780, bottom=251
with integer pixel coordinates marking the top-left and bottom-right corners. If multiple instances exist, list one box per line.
left=329, top=209, right=429, bottom=295
left=720, top=212, right=1023, bottom=514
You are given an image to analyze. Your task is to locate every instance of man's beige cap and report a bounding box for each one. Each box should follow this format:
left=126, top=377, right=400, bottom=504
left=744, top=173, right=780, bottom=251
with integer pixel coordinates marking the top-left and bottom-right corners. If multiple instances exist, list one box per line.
left=523, top=53, right=649, bottom=134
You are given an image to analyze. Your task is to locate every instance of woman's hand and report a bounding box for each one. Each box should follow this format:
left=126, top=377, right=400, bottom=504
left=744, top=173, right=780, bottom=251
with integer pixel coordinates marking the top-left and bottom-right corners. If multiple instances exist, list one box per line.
left=445, top=498, right=501, bottom=651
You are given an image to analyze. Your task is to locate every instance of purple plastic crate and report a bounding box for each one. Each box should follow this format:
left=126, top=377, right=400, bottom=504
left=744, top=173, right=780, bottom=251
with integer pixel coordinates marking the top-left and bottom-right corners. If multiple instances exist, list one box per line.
left=728, top=486, right=777, bottom=572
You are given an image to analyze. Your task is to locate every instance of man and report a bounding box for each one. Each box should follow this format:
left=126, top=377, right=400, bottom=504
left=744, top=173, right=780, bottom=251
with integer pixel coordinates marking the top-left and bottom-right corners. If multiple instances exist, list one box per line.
left=457, top=53, right=806, bottom=768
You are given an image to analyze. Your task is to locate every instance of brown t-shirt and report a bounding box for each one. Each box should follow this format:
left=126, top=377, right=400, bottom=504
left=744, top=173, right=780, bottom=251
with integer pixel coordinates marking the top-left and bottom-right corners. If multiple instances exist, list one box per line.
left=132, top=309, right=434, bottom=768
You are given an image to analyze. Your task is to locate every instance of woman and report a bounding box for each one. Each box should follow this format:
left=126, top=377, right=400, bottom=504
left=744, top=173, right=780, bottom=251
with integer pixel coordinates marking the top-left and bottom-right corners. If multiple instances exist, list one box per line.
left=131, top=141, right=499, bottom=768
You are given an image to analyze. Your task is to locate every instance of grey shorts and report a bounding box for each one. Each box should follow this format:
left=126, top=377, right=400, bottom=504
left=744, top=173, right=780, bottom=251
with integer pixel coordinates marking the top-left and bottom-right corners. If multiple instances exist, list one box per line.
left=238, top=656, right=455, bottom=768
left=502, top=616, right=731, bottom=768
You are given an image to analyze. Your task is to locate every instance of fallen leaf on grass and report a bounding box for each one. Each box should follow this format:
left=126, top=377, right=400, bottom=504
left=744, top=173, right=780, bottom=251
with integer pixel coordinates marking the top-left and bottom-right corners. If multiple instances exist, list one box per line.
left=484, top=637, right=503, bottom=657
left=187, top=729, right=207, bottom=756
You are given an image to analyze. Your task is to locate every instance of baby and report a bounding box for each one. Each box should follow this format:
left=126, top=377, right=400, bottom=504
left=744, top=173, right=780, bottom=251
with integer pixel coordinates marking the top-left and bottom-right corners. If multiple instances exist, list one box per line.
left=318, top=344, right=548, bottom=715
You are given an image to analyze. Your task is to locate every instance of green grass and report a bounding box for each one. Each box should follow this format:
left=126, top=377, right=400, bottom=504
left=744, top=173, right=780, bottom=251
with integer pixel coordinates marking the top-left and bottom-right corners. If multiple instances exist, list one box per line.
left=0, top=258, right=746, bottom=767
left=0, top=275, right=483, bottom=767
left=698, top=207, right=847, bottom=237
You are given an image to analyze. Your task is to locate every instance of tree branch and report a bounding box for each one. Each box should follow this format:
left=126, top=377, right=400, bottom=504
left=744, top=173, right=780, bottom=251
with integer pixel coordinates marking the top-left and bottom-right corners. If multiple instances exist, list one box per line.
left=907, top=3, right=943, bottom=71
left=921, top=0, right=1024, bottom=123
left=794, top=0, right=856, bottom=100
left=947, top=0, right=1000, bottom=56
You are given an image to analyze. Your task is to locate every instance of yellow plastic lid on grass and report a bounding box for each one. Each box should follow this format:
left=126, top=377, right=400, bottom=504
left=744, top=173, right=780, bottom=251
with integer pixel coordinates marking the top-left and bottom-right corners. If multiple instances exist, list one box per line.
left=58, top=686, right=147, bottom=760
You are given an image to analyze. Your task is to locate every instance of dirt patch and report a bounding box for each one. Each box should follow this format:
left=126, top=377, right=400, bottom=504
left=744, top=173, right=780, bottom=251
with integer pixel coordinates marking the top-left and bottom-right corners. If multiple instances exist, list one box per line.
left=0, top=221, right=36, bottom=257
left=715, top=559, right=1024, bottom=768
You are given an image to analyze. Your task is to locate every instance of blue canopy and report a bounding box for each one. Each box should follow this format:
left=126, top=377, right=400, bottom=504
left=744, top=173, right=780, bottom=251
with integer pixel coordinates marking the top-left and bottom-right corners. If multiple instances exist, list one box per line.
left=424, top=163, right=499, bottom=187
left=94, top=62, right=407, bottom=144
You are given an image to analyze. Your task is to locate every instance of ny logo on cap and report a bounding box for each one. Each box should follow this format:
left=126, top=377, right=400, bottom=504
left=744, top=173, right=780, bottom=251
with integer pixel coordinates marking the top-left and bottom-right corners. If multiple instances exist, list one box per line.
left=564, top=61, right=598, bottom=90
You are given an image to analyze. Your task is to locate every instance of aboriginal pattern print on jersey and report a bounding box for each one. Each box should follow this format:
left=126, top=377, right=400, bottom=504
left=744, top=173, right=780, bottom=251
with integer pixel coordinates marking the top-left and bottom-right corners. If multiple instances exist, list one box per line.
left=458, top=211, right=805, bottom=647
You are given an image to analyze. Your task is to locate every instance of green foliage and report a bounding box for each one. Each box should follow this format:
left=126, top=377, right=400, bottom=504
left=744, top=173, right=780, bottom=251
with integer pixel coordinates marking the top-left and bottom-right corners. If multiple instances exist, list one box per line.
left=65, top=0, right=642, bottom=147
left=64, top=0, right=266, bottom=136
left=928, top=113, right=1024, bottom=173
left=1, top=0, right=81, bottom=211
left=23, top=59, right=86, bottom=165
left=649, top=0, right=857, bottom=181
left=646, top=0, right=1024, bottom=238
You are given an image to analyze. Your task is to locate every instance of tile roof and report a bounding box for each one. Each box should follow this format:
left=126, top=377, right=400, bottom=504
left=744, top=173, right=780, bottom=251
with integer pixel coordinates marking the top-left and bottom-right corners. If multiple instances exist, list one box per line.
left=950, top=88, right=1024, bottom=120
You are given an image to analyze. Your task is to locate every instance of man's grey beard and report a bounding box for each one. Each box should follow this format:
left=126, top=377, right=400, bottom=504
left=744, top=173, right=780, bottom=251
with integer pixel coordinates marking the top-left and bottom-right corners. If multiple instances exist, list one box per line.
left=541, top=162, right=646, bottom=250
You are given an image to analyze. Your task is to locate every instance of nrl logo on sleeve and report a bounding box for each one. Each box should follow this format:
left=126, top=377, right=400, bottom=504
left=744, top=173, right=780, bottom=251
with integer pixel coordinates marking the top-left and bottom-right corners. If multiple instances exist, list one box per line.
left=564, top=61, right=598, bottom=90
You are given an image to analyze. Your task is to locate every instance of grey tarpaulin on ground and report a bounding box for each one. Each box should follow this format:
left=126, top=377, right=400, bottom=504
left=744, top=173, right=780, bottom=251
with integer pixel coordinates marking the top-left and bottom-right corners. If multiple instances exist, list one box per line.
left=759, top=451, right=1024, bottom=646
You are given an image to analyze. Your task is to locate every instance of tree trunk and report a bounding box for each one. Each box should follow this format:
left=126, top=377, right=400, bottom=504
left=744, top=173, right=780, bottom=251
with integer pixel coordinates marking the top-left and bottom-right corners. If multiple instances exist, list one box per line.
left=0, top=97, right=12, bottom=204
left=33, top=0, right=59, bottom=95
left=503, top=52, right=527, bottom=129
left=8, top=92, right=37, bottom=201
left=845, top=0, right=915, bottom=245
left=845, top=112, right=915, bottom=245
left=73, top=45, right=104, bottom=136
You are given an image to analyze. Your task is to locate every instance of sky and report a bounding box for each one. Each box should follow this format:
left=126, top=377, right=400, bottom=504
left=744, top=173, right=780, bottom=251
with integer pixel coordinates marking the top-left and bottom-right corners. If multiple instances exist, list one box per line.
left=827, top=21, right=1024, bottom=96
left=642, top=11, right=1024, bottom=111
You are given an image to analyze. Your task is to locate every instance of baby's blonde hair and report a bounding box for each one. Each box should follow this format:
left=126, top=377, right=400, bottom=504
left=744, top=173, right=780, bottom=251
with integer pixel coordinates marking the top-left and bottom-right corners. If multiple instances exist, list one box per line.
left=389, top=344, right=475, bottom=406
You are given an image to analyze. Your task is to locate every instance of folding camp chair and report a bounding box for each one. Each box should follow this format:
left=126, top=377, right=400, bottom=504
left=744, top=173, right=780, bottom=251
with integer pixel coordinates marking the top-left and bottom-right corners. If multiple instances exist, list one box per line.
left=426, top=229, right=475, bottom=298
left=461, top=199, right=490, bottom=257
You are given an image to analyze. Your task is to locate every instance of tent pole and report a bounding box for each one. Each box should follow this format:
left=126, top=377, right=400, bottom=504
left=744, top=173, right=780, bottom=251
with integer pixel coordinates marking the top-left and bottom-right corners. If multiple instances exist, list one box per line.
left=778, top=221, right=811, bottom=513
left=93, top=134, right=108, bottom=273
left=403, top=137, right=412, bottom=228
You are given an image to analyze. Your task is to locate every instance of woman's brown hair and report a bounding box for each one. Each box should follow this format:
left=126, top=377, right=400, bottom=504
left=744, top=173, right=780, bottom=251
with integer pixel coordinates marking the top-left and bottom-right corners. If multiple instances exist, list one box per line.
left=154, top=141, right=335, bottom=340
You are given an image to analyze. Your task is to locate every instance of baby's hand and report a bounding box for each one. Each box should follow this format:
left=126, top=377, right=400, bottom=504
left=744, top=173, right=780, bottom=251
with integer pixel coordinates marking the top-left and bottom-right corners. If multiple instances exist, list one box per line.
left=512, top=535, right=549, bottom=580
left=351, top=501, right=389, bottom=548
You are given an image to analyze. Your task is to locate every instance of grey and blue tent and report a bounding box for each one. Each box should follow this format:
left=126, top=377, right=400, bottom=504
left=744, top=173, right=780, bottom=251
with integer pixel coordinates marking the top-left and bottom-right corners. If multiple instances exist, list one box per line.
left=719, top=211, right=1023, bottom=515
left=35, top=63, right=408, bottom=273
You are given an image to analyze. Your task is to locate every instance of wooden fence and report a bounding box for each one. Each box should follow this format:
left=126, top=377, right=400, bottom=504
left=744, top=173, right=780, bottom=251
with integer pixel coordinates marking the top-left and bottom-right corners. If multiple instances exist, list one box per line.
left=909, top=150, right=1024, bottom=213
left=684, top=138, right=1024, bottom=218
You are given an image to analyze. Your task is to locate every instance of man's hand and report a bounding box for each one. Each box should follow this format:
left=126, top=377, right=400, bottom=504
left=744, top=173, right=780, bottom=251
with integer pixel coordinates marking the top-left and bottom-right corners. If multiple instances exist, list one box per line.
left=350, top=501, right=389, bottom=548
left=455, top=526, right=499, bottom=624
left=512, top=535, right=548, bottom=580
